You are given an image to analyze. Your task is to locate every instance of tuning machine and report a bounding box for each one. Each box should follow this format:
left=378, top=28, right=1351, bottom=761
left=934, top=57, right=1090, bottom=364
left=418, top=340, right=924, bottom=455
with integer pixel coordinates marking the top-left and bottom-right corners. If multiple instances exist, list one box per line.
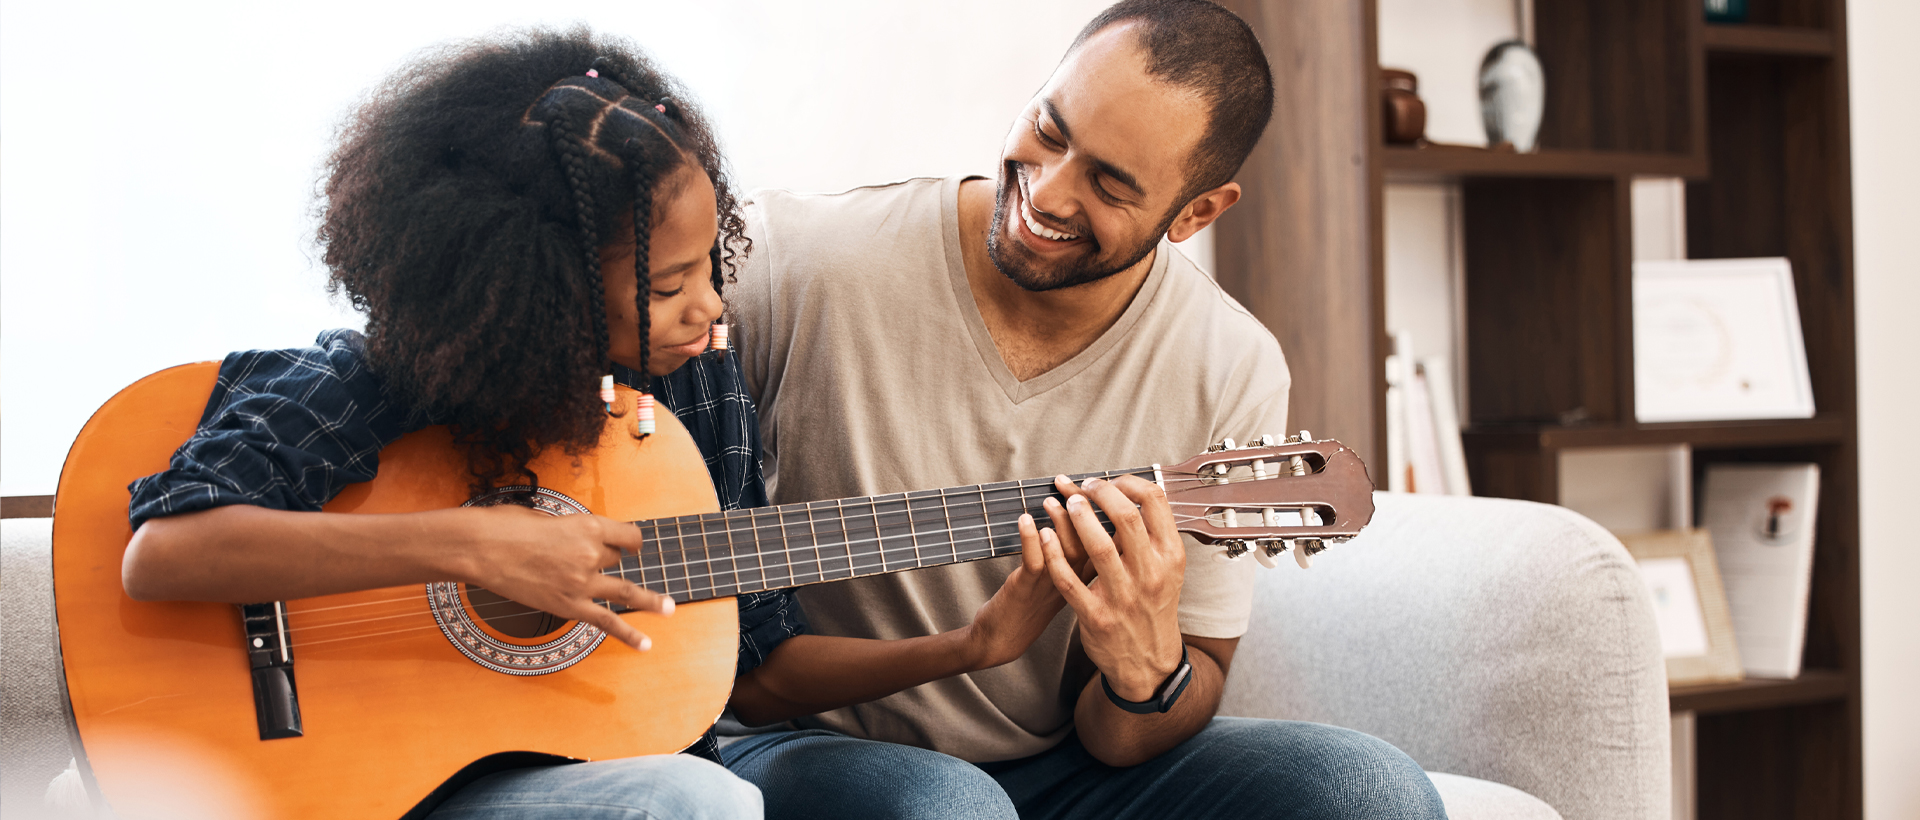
left=1211, top=539, right=1252, bottom=564
left=1252, top=539, right=1288, bottom=568
left=1294, top=537, right=1327, bottom=568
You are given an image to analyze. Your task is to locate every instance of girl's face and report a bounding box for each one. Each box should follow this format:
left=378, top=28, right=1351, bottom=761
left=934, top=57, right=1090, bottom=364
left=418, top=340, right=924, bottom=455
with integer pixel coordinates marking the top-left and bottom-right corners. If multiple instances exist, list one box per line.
left=601, top=163, right=724, bottom=377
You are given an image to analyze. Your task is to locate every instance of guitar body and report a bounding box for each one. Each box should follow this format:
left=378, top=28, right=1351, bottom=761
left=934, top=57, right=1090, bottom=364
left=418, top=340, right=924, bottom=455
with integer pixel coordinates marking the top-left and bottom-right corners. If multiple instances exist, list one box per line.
left=52, top=362, right=738, bottom=820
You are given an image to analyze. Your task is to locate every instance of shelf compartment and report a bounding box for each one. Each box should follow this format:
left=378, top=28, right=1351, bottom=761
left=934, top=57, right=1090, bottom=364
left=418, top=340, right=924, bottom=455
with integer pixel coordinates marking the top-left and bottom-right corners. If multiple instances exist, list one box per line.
left=1462, top=415, right=1852, bottom=452
left=1703, top=24, right=1836, bottom=56
left=1382, top=146, right=1705, bottom=180
left=1670, top=669, right=1849, bottom=714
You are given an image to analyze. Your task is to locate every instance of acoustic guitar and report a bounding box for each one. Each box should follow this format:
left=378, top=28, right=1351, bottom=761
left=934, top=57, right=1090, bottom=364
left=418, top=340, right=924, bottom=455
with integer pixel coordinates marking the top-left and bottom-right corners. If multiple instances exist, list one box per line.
left=51, top=361, right=1374, bottom=819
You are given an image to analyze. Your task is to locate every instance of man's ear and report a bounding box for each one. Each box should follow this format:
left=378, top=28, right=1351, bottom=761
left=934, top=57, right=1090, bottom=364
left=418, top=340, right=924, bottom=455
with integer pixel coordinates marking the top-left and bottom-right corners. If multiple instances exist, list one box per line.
left=1166, top=182, right=1241, bottom=244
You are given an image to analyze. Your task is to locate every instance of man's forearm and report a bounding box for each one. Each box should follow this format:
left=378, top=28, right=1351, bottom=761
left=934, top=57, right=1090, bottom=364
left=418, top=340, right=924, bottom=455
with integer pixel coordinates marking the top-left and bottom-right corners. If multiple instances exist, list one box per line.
left=1072, top=635, right=1230, bottom=767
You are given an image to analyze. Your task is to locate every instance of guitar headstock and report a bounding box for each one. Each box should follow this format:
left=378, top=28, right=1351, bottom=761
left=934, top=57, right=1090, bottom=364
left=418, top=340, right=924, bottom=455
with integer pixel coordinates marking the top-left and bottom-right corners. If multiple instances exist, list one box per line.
left=1160, top=432, right=1374, bottom=569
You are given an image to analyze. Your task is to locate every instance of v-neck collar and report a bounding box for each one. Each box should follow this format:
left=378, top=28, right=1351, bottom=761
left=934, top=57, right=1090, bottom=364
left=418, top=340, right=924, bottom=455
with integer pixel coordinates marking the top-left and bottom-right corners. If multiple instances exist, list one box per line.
left=940, top=175, right=1171, bottom=406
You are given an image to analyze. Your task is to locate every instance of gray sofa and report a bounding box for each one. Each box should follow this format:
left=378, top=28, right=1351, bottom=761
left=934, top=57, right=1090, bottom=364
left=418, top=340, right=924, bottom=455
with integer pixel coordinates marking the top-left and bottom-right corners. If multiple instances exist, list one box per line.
left=2, top=492, right=1668, bottom=819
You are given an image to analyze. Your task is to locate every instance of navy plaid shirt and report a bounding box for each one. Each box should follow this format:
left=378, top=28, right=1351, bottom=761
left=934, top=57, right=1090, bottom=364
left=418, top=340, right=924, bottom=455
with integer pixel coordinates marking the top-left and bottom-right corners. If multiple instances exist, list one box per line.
left=127, top=329, right=806, bottom=678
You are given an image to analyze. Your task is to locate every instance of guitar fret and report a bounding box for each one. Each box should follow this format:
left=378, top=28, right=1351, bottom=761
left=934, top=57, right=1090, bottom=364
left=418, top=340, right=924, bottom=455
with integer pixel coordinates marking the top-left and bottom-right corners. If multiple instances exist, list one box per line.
left=940, top=487, right=960, bottom=568
left=737, top=509, right=767, bottom=592
left=906, top=490, right=947, bottom=570
left=700, top=514, right=719, bottom=599
left=717, top=511, right=742, bottom=598
left=640, top=521, right=669, bottom=594
left=778, top=505, right=820, bottom=587
left=819, top=499, right=854, bottom=581
left=869, top=494, right=909, bottom=576
left=803, top=503, right=827, bottom=584
left=947, top=485, right=995, bottom=561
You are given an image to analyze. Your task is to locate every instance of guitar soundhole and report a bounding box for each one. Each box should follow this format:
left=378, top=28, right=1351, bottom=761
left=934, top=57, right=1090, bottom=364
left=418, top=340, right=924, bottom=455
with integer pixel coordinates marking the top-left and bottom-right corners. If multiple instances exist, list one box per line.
left=456, top=486, right=592, bottom=640
left=464, top=586, right=568, bottom=639
left=427, top=485, right=607, bottom=675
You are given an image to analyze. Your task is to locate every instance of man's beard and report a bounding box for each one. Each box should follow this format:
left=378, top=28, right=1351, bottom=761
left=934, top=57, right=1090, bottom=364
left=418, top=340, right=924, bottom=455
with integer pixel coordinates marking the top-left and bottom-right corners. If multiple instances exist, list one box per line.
left=985, top=164, right=1171, bottom=293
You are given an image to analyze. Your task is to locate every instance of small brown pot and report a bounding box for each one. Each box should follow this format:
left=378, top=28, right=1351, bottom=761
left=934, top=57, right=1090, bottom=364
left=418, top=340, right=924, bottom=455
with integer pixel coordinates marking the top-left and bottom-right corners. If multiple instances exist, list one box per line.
left=1382, top=68, right=1426, bottom=145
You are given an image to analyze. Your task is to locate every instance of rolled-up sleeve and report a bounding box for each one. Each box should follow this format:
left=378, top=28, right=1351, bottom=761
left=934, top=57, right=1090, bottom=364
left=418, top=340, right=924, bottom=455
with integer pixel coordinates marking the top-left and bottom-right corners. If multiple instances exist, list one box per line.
left=126, top=330, right=415, bottom=530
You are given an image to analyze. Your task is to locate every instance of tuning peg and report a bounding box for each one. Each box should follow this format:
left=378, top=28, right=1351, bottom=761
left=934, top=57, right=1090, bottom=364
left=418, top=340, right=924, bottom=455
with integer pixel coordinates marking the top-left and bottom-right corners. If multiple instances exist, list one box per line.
left=1259, top=434, right=1276, bottom=446
left=1298, top=430, right=1313, bottom=442
left=1252, top=459, right=1268, bottom=480
left=1289, top=455, right=1308, bottom=477
left=1295, top=538, right=1325, bottom=569
left=1253, top=539, right=1287, bottom=568
left=1212, top=539, right=1250, bottom=563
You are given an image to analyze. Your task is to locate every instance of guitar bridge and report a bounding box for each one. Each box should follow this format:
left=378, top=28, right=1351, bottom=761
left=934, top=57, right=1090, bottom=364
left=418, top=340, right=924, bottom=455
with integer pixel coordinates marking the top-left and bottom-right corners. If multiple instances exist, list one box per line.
left=239, top=602, right=304, bottom=740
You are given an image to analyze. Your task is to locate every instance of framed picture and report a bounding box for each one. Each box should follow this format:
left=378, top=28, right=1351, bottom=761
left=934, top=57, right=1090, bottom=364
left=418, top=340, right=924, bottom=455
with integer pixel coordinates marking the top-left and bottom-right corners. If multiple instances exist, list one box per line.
left=1617, top=530, right=1744, bottom=686
left=1633, top=257, right=1816, bottom=423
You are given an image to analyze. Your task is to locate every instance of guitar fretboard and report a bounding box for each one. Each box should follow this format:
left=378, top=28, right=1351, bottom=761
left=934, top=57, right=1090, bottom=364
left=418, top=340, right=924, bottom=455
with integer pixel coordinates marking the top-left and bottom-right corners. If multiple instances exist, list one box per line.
left=606, top=467, right=1150, bottom=605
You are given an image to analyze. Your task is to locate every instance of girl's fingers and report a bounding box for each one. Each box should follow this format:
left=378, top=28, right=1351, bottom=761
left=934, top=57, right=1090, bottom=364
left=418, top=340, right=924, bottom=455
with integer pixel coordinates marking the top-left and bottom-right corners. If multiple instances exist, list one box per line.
left=1040, top=527, right=1098, bottom=612
left=1017, top=512, right=1046, bottom=573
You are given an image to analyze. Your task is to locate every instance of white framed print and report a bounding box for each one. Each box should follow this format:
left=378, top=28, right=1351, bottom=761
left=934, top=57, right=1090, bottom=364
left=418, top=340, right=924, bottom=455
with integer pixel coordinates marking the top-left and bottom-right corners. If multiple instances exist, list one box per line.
left=1633, top=258, right=1816, bottom=423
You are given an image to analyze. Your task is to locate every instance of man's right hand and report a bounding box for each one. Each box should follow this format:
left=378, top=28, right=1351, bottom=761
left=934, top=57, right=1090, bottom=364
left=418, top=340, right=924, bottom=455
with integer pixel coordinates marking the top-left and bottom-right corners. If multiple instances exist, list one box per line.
left=452, top=505, right=674, bottom=650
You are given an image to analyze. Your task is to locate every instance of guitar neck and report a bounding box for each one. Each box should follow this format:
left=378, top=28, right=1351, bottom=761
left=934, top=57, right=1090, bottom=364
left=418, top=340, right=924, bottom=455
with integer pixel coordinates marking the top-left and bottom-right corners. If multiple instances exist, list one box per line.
left=610, top=466, right=1154, bottom=604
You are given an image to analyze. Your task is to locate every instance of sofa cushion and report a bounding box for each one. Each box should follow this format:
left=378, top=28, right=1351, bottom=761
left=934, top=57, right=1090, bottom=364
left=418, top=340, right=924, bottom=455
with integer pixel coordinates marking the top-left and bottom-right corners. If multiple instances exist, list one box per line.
left=3, top=518, right=75, bottom=812
left=1219, top=492, right=1669, bottom=820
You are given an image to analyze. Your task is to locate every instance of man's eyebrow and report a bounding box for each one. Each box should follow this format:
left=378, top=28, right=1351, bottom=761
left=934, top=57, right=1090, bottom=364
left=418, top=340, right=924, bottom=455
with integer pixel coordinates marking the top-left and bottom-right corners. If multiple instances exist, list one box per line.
left=1039, top=98, right=1144, bottom=197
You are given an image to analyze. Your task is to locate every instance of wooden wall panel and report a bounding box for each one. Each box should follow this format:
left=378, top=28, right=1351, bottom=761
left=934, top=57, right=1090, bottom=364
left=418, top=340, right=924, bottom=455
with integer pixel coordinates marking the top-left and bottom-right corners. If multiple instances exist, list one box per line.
left=1214, top=0, right=1380, bottom=470
left=1535, top=0, right=1698, bottom=154
left=1461, top=179, right=1620, bottom=425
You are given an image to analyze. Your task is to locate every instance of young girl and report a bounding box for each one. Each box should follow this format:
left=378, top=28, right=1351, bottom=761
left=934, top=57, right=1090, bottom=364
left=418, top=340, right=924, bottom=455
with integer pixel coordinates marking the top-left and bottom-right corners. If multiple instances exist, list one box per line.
left=121, top=27, right=775, bottom=819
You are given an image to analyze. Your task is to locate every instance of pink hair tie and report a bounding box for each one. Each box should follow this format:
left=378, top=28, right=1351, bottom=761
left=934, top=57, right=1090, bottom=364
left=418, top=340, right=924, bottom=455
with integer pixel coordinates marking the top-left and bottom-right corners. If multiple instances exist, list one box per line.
left=585, top=69, right=600, bottom=78
left=654, top=104, right=666, bottom=113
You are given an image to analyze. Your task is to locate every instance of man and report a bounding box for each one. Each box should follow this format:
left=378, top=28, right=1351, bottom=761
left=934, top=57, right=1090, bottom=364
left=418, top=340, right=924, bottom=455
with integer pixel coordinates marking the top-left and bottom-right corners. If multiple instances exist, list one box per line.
left=722, top=2, right=1446, bottom=818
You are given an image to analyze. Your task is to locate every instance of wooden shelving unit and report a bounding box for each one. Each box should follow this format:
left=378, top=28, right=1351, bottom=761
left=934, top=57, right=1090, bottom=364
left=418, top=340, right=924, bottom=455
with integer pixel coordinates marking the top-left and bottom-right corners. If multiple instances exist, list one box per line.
left=1216, top=0, right=1860, bottom=816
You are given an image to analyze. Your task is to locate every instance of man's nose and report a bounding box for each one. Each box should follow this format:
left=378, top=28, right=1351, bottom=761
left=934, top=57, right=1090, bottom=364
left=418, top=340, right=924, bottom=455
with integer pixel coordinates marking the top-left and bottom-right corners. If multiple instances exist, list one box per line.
left=1026, top=160, right=1077, bottom=220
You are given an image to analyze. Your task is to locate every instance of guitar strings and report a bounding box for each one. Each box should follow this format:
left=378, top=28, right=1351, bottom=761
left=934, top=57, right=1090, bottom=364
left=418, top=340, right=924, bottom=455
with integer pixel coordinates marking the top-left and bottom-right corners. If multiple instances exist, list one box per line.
left=279, top=505, right=1216, bottom=637
left=277, top=467, right=1332, bottom=636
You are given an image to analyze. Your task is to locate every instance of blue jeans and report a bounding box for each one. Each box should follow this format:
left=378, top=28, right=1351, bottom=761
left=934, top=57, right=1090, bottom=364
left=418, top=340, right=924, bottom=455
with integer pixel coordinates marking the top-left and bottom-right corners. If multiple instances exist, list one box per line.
left=428, top=754, right=762, bottom=819
left=721, top=718, right=1446, bottom=820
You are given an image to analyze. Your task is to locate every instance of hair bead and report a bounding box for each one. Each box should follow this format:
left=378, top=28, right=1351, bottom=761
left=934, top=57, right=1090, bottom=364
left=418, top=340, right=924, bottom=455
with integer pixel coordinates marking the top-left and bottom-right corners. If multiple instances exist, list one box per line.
left=600, top=373, right=617, bottom=411
left=635, top=392, right=657, bottom=437
left=708, top=322, right=729, bottom=357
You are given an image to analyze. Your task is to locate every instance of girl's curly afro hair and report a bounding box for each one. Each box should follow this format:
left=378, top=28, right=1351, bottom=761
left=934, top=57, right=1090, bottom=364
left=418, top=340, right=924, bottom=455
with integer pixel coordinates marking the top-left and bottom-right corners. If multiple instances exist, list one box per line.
left=319, top=26, right=747, bottom=490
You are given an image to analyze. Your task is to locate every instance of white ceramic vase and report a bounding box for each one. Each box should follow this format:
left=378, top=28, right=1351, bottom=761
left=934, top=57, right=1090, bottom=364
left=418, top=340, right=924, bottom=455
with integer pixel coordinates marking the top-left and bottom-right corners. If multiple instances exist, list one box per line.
left=1480, top=41, right=1546, bottom=152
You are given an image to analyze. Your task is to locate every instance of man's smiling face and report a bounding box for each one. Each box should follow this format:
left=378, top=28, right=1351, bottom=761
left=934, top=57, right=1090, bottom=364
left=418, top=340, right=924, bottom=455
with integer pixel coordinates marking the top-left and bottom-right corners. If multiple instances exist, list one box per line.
left=987, top=24, right=1212, bottom=292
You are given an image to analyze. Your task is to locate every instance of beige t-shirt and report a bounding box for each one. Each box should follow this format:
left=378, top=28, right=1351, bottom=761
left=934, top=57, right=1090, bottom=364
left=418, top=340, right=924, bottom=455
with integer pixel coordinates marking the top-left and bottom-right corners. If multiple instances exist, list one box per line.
left=731, top=176, right=1291, bottom=762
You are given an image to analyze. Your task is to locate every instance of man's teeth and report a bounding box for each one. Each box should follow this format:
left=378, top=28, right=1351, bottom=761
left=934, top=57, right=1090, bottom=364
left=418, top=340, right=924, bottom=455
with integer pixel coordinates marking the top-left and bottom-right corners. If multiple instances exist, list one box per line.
left=1022, top=203, right=1079, bottom=241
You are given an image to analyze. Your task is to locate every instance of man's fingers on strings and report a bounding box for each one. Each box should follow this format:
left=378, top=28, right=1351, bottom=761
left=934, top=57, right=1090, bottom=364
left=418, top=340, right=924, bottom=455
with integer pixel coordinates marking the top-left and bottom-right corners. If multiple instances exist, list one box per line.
left=1042, top=495, right=1088, bottom=564
left=1109, top=474, right=1178, bottom=554
left=1065, top=492, right=1129, bottom=582
left=1081, top=477, right=1150, bottom=556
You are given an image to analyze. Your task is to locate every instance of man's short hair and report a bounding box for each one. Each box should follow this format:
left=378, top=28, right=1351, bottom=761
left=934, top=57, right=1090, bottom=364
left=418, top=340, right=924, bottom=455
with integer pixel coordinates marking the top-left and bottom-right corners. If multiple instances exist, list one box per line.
left=1070, top=0, right=1275, bottom=205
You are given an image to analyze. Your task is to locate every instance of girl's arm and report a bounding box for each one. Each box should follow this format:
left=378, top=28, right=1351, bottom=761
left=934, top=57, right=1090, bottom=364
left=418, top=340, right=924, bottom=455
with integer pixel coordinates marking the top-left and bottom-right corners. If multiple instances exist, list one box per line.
left=728, top=508, right=1080, bottom=725
left=123, top=503, right=673, bottom=649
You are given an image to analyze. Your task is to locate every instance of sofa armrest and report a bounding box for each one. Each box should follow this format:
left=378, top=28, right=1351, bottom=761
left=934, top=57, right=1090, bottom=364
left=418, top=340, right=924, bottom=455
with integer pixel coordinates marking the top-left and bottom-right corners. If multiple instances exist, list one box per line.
left=1218, top=492, right=1669, bottom=820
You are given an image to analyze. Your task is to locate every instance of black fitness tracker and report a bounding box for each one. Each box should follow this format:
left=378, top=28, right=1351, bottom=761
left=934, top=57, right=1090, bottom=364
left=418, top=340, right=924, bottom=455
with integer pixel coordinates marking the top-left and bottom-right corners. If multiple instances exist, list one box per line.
left=1101, top=645, right=1193, bottom=714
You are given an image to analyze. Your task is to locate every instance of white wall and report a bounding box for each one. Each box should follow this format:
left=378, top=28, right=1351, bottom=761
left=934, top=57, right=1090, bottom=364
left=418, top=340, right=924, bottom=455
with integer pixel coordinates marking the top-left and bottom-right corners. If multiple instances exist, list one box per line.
left=0, top=0, right=1132, bottom=495
left=1849, top=1, right=1920, bottom=817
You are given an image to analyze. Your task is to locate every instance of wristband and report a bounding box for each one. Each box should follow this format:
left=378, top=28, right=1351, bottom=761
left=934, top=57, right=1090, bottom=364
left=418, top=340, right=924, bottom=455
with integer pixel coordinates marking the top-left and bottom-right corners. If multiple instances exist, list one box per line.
left=1101, top=645, right=1193, bottom=714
